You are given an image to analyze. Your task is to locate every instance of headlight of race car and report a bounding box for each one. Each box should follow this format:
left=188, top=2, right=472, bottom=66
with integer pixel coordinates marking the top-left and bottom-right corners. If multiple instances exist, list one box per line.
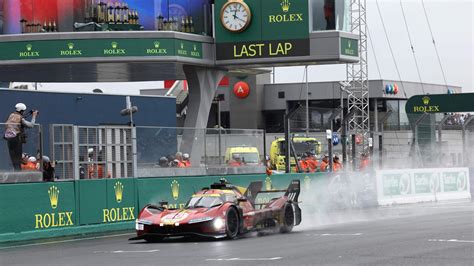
left=188, top=217, right=214, bottom=224
left=213, top=217, right=225, bottom=230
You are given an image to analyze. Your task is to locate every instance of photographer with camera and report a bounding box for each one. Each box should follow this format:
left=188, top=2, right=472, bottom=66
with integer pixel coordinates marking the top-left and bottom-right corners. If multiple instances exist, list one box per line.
left=3, top=103, right=38, bottom=171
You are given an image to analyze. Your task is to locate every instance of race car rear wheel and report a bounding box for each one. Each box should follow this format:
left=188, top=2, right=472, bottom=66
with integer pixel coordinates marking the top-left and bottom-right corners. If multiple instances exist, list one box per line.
left=225, top=207, right=240, bottom=239
left=280, top=203, right=295, bottom=233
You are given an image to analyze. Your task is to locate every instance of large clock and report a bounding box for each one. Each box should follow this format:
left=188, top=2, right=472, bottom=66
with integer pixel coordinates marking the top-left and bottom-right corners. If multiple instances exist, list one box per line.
left=220, top=0, right=252, bottom=33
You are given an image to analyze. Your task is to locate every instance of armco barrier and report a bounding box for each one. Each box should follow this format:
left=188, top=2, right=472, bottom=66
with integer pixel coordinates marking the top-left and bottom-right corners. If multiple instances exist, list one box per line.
left=376, top=168, right=471, bottom=205
left=0, top=173, right=327, bottom=243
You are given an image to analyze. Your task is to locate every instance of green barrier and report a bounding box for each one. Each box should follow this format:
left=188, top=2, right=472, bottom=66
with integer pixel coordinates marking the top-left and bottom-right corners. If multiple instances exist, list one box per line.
left=104, top=179, right=137, bottom=224
left=78, top=179, right=107, bottom=225
left=0, top=182, right=76, bottom=235
left=0, top=173, right=331, bottom=243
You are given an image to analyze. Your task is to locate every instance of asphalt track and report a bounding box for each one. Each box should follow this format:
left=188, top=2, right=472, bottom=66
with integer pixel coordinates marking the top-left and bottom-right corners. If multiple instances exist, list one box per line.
left=1, top=201, right=473, bottom=265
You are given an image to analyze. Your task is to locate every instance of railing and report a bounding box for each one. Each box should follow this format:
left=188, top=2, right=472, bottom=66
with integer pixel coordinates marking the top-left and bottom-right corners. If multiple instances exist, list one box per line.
left=135, top=127, right=266, bottom=177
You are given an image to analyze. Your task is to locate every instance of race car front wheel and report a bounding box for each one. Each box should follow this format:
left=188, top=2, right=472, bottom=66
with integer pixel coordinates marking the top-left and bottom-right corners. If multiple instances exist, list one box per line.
left=280, top=203, right=295, bottom=233
left=225, top=207, right=240, bottom=239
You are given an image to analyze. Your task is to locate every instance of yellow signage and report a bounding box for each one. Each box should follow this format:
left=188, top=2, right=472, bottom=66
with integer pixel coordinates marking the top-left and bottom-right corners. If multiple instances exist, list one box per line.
left=114, top=181, right=124, bottom=203
left=19, top=44, right=40, bottom=58
left=171, top=180, right=180, bottom=200
left=104, top=41, right=126, bottom=55
left=60, top=42, right=83, bottom=56
left=233, top=42, right=293, bottom=57
left=35, top=186, right=74, bottom=229
left=413, top=96, right=440, bottom=113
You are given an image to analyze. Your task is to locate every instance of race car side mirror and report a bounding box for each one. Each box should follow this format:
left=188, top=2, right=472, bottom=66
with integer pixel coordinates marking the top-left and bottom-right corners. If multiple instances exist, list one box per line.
left=237, top=197, right=247, bottom=203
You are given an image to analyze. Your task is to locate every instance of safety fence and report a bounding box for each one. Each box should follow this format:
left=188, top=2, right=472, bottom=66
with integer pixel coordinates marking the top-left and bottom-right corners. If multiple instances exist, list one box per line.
left=2, top=125, right=266, bottom=183
left=380, top=113, right=474, bottom=169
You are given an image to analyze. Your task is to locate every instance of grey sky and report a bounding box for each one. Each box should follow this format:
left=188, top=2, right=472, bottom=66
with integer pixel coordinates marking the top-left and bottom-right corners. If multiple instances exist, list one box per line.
left=276, top=0, right=474, bottom=93
left=12, top=0, right=474, bottom=95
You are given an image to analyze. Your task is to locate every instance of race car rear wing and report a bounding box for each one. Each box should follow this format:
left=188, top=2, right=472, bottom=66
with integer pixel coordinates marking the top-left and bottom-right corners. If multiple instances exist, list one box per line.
left=244, top=179, right=301, bottom=206
left=284, top=179, right=300, bottom=202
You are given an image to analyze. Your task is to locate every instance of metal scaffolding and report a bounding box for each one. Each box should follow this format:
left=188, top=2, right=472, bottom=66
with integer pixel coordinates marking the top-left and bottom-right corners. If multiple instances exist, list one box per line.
left=346, top=0, right=369, bottom=151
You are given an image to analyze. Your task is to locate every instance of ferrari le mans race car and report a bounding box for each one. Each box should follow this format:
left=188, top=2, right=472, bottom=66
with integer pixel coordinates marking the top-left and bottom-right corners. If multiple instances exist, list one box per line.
left=130, top=179, right=301, bottom=242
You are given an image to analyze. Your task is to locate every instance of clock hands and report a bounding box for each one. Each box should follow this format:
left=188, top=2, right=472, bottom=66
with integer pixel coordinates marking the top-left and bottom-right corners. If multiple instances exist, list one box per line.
left=234, top=16, right=246, bottom=23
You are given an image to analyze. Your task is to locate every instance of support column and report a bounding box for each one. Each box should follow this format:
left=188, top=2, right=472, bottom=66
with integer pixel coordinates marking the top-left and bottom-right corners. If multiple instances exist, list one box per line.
left=181, top=65, right=226, bottom=165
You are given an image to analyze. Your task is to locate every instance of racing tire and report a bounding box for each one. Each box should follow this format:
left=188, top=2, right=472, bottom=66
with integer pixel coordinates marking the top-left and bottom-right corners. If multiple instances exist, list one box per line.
left=280, top=203, right=295, bottom=233
left=225, top=207, right=240, bottom=239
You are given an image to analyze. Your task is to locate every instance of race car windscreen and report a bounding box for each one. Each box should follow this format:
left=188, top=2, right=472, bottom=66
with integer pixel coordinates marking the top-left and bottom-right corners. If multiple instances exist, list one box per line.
left=278, top=141, right=319, bottom=156
left=185, top=195, right=224, bottom=209
left=233, top=153, right=259, bottom=164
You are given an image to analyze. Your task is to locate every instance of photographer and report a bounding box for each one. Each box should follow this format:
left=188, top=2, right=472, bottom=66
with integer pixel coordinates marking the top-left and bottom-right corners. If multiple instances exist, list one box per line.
left=3, top=103, right=38, bottom=171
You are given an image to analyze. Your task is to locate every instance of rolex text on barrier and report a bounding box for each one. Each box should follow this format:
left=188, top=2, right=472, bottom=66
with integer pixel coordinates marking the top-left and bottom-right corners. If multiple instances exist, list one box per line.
left=34, top=185, right=75, bottom=229
left=102, top=180, right=136, bottom=223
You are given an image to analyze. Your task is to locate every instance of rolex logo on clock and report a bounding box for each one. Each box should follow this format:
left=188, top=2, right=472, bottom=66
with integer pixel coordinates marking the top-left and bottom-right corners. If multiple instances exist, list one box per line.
left=220, top=0, right=252, bottom=32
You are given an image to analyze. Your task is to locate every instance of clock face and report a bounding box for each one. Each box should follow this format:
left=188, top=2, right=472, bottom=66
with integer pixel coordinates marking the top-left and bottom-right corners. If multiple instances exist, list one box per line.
left=221, top=1, right=251, bottom=32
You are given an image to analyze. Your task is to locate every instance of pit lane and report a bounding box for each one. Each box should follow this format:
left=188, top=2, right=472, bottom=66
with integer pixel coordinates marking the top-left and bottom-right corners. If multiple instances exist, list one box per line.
left=1, top=201, right=473, bottom=265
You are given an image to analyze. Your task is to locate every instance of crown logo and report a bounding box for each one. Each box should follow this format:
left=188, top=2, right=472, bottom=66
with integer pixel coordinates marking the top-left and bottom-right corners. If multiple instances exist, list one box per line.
left=281, top=0, right=291, bottom=12
left=193, top=44, right=197, bottom=51
left=265, top=176, right=272, bottom=191
left=348, top=41, right=351, bottom=48
left=304, top=175, right=311, bottom=190
left=180, top=42, right=184, bottom=49
left=111, top=42, right=118, bottom=49
left=48, top=186, right=60, bottom=209
left=422, top=96, right=430, bottom=105
left=67, top=43, right=74, bottom=50
left=26, top=44, right=33, bottom=51
left=154, top=41, right=160, bottom=48
left=114, top=181, right=124, bottom=203
left=171, top=180, right=180, bottom=200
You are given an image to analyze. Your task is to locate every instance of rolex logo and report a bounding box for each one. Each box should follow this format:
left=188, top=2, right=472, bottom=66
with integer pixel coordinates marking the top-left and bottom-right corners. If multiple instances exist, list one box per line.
left=281, top=0, right=291, bottom=12
left=68, top=43, right=74, bottom=50
left=265, top=176, right=272, bottom=191
left=26, top=44, right=33, bottom=51
left=171, top=180, right=180, bottom=200
left=111, top=42, right=118, bottom=49
left=348, top=41, right=351, bottom=48
left=193, top=44, right=197, bottom=51
left=114, top=181, right=124, bottom=203
left=48, top=186, right=60, bottom=209
left=180, top=42, right=184, bottom=49
left=154, top=41, right=160, bottom=48
left=422, top=96, right=430, bottom=105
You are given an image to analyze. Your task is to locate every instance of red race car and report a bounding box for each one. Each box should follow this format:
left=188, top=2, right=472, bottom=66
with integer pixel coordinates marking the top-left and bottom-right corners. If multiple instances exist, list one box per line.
left=130, top=179, right=301, bottom=242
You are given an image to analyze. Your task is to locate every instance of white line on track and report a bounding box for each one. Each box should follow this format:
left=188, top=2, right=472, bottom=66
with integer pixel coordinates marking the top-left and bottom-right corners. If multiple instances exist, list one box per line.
left=206, top=257, right=282, bottom=261
left=428, top=239, right=474, bottom=243
left=307, top=233, right=363, bottom=236
left=0, top=233, right=135, bottom=251
left=94, top=249, right=159, bottom=254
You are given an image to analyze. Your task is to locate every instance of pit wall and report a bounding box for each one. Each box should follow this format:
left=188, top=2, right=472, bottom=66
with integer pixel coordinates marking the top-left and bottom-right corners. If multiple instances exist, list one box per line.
left=376, top=168, right=471, bottom=205
left=0, top=169, right=471, bottom=244
left=0, top=173, right=328, bottom=244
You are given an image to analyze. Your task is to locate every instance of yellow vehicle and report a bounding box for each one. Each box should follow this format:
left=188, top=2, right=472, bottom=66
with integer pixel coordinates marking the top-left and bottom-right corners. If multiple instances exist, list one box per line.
left=225, top=146, right=261, bottom=165
left=270, top=137, right=322, bottom=171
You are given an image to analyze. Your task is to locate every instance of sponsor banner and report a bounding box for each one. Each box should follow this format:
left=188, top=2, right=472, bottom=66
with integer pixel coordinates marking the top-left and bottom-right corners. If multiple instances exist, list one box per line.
left=104, top=179, right=136, bottom=224
left=0, top=182, right=76, bottom=234
left=340, top=38, right=359, bottom=57
left=376, top=168, right=470, bottom=205
left=406, top=93, right=474, bottom=114
left=0, top=38, right=203, bottom=61
left=216, top=39, right=309, bottom=60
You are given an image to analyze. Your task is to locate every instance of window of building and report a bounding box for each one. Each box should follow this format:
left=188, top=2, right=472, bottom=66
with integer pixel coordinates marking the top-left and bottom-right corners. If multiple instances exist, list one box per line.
left=311, top=0, right=350, bottom=32
left=278, top=91, right=285, bottom=99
